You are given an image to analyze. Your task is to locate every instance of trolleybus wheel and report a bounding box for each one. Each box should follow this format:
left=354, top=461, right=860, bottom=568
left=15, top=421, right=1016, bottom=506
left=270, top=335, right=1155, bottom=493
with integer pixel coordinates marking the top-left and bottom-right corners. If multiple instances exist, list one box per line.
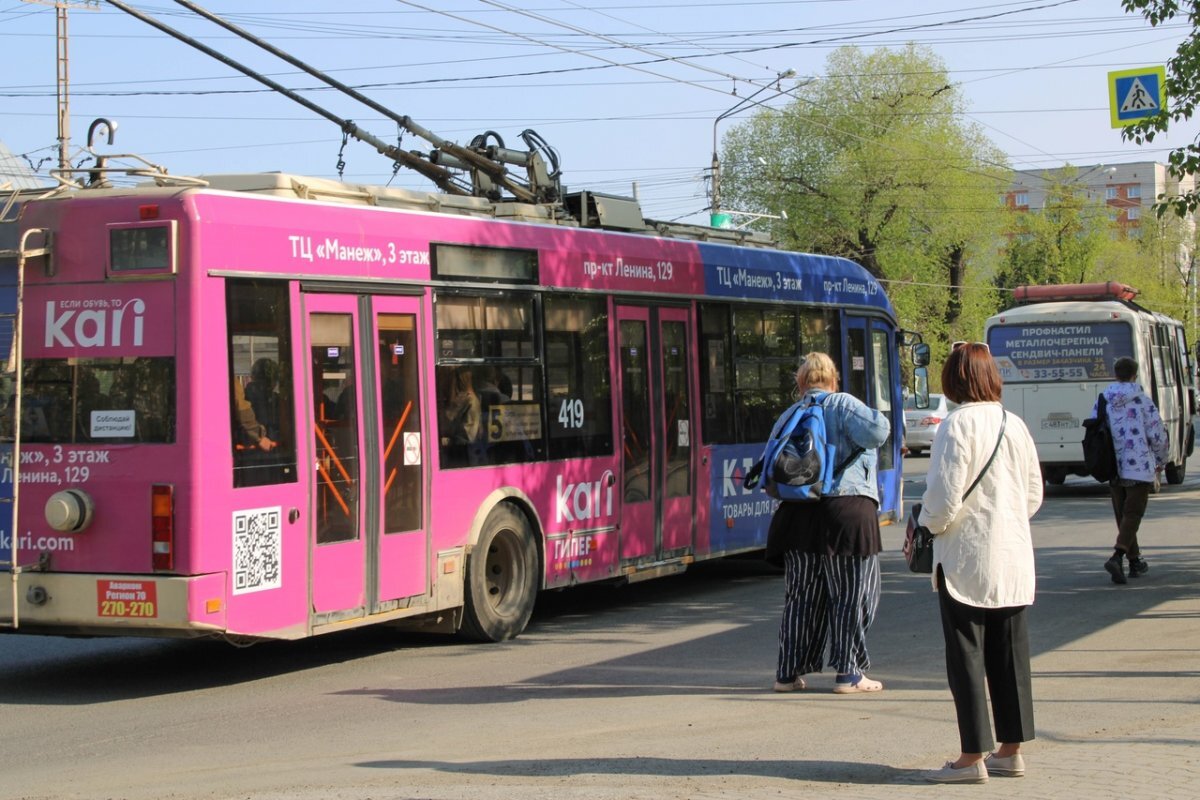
left=1166, top=458, right=1186, bottom=485
left=461, top=504, right=539, bottom=642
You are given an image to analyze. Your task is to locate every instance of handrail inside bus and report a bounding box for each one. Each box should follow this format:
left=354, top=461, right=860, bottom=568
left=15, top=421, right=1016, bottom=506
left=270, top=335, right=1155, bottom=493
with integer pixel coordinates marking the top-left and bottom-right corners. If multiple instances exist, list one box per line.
left=313, top=424, right=354, bottom=487
left=383, top=402, right=414, bottom=463
left=314, top=458, right=350, bottom=518
left=382, top=402, right=415, bottom=495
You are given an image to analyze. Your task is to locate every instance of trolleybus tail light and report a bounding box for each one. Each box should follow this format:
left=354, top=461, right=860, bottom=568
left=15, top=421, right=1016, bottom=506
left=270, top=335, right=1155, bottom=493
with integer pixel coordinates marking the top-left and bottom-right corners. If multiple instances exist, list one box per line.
left=138, top=204, right=160, bottom=220
left=151, top=484, right=174, bottom=571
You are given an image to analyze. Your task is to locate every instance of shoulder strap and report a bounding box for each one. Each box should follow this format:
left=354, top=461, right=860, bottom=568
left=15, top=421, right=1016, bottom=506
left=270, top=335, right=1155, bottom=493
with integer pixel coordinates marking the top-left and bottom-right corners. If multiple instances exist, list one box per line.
left=963, top=410, right=1006, bottom=501
left=819, top=391, right=866, bottom=477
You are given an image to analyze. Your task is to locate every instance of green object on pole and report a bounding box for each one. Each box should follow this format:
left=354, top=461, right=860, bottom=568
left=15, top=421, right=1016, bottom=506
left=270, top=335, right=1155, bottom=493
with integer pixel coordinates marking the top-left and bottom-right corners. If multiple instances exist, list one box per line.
left=710, top=212, right=733, bottom=229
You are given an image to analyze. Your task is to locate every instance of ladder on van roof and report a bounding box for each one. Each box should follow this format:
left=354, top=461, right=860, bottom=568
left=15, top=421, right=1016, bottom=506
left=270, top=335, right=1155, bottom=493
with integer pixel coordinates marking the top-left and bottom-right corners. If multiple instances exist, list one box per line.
left=0, top=204, right=53, bottom=630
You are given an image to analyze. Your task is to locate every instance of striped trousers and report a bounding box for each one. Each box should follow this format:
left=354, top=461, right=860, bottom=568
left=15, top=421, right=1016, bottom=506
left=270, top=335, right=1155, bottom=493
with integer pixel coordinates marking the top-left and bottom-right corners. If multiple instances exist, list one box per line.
left=777, top=550, right=881, bottom=682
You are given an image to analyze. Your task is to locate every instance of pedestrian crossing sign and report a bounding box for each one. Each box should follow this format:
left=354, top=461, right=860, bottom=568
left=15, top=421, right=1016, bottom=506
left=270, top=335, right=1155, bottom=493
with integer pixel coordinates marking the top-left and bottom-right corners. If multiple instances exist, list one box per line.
left=1109, top=66, right=1166, bottom=128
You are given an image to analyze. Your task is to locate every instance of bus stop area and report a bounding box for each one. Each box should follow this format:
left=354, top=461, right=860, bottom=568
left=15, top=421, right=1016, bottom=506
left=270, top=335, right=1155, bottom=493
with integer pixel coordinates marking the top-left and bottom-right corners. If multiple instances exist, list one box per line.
left=206, top=479, right=1200, bottom=799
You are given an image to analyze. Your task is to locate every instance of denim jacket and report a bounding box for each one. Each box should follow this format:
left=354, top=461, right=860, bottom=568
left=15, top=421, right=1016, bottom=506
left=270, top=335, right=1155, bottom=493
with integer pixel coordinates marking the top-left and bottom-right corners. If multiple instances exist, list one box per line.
left=802, top=388, right=891, bottom=502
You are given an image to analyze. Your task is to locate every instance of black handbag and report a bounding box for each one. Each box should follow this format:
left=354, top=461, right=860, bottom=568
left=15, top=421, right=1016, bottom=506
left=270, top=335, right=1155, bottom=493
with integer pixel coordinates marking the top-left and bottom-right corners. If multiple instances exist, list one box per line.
left=904, top=412, right=1007, bottom=574
left=903, top=502, right=935, bottom=573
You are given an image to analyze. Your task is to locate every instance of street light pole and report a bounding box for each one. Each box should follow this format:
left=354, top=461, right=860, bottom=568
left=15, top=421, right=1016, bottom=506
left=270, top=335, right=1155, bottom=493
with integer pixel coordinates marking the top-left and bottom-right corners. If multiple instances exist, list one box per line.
left=710, top=70, right=796, bottom=228
left=20, top=1, right=100, bottom=172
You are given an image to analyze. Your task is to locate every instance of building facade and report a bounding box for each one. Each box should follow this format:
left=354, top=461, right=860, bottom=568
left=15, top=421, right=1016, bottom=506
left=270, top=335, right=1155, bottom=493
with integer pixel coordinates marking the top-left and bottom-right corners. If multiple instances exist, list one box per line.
left=1005, top=160, right=1196, bottom=238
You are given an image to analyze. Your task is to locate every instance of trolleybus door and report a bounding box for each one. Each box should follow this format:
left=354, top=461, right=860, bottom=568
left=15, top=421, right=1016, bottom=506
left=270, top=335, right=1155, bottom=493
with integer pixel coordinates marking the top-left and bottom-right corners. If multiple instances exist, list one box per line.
left=843, top=316, right=900, bottom=513
left=304, top=296, right=367, bottom=615
left=616, top=305, right=695, bottom=564
left=368, top=298, right=428, bottom=609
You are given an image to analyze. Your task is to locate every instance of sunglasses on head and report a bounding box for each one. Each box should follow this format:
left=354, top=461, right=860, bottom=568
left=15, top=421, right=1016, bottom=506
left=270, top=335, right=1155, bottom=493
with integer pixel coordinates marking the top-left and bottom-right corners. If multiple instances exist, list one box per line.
left=952, top=341, right=989, bottom=353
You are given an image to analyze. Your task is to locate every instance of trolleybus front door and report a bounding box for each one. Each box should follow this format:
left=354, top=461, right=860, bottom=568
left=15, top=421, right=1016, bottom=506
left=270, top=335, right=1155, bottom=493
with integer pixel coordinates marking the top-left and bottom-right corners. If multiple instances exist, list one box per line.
left=843, top=315, right=900, bottom=518
left=305, top=296, right=367, bottom=616
left=616, top=305, right=695, bottom=565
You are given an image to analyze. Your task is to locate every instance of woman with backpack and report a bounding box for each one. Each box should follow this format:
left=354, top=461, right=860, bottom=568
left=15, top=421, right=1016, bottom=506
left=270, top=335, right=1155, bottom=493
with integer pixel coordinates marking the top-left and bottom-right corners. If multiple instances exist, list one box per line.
left=918, top=342, right=1043, bottom=784
left=767, top=352, right=891, bottom=694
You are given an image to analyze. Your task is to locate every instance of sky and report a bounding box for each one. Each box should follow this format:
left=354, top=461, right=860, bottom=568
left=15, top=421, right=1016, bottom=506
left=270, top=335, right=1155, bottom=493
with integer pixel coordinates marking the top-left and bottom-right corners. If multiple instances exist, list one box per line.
left=1, top=0, right=1196, bottom=226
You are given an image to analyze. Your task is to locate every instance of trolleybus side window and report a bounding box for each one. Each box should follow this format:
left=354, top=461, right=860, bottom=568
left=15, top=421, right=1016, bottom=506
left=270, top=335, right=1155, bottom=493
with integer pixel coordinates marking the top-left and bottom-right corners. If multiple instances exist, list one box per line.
left=434, top=292, right=545, bottom=468
left=545, top=295, right=612, bottom=460
left=698, top=304, right=735, bottom=443
left=698, top=302, right=840, bottom=444
left=227, top=279, right=296, bottom=488
left=734, top=306, right=797, bottom=442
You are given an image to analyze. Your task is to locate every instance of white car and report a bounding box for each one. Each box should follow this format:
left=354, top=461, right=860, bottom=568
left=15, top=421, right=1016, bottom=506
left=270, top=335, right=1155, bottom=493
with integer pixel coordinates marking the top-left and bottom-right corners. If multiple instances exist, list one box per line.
left=904, top=393, right=957, bottom=455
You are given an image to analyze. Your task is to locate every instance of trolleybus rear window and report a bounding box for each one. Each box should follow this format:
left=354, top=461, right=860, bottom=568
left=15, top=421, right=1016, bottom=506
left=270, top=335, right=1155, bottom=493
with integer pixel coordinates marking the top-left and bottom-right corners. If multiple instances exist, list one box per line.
left=20, top=356, right=175, bottom=443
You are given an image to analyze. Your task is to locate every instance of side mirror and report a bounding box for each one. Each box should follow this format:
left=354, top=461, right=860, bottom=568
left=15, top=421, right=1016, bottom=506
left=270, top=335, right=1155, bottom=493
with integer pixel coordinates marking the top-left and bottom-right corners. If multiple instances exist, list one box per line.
left=913, top=366, right=930, bottom=409
left=912, top=342, right=931, bottom=368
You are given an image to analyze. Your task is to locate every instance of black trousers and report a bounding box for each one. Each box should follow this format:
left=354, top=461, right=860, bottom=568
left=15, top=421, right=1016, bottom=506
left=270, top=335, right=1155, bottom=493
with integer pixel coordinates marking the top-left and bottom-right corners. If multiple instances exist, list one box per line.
left=1109, top=481, right=1151, bottom=559
left=936, top=568, right=1035, bottom=754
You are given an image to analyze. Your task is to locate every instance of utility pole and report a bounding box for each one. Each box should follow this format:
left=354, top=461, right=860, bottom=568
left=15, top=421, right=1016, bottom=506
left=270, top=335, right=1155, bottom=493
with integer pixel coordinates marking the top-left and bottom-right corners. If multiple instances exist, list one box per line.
left=20, top=1, right=100, bottom=172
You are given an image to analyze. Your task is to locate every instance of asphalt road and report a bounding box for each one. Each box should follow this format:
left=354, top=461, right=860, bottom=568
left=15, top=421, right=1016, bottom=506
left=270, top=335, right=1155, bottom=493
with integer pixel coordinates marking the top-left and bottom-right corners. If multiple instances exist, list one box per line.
left=2, top=458, right=1198, bottom=800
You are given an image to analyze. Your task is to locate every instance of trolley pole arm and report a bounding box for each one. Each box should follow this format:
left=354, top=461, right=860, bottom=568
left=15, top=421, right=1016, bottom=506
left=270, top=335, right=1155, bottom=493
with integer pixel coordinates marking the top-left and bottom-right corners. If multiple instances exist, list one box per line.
left=170, top=0, right=536, bottom=203
left=101, top=0, right=468, bottom=195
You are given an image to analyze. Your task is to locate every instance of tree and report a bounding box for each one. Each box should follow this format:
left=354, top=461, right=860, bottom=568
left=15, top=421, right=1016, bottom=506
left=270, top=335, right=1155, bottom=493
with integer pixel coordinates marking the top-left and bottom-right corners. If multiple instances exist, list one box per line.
left=719, top=44, right=1008, bottom=344
left=1121, top=1, right=1200, bottom=216
left=994, top=168, right=1112, bottom=291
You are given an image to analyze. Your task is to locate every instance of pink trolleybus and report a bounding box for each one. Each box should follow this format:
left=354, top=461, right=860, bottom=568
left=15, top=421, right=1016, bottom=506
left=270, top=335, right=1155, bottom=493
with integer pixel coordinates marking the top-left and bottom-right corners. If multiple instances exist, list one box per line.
left=2, top=173, right=911, bottom=642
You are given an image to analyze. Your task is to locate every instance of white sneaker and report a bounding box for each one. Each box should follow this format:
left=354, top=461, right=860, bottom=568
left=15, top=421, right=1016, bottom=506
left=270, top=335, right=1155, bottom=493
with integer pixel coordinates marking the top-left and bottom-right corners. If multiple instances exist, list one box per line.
left=924, top=760, right=988, bottom=784
left=772, top=677, right=806, bottom=692
left=984, top=752, right=1025, bottom=777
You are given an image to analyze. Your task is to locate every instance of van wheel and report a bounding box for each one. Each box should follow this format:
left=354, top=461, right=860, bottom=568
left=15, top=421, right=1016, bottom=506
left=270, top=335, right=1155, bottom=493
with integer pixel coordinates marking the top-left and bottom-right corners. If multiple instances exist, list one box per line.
left=1166, top=459, right=1186, bottom=485
left=461, top=505, right=539, bottom=642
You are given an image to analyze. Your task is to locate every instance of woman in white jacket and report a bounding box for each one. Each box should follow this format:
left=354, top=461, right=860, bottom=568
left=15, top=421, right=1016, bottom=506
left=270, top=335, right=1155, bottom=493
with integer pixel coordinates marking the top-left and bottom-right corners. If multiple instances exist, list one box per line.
left=919, top=343, right=1043, bottom=784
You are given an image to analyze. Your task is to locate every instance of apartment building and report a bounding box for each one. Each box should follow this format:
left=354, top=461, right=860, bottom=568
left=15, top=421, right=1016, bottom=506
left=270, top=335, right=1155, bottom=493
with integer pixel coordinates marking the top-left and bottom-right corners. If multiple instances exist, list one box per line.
left=1004, top=160, right=1196, bottom=237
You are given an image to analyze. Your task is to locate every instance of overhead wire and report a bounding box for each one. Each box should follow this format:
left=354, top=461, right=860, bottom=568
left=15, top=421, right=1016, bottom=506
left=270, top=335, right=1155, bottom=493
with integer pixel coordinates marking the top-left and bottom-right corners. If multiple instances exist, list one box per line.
left=5, top=0, right=1177, bottom=222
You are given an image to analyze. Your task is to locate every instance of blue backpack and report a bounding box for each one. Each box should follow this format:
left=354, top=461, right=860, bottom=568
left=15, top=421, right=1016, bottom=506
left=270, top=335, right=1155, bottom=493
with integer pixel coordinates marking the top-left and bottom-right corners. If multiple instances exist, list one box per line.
left=743, top=392, right=863, bottom=502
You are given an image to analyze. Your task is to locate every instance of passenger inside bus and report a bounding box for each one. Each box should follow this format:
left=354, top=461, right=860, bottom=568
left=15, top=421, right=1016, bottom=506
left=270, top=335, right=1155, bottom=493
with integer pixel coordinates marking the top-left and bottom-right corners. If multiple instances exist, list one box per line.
left=444, top=364, right=480, bottom=460
left=233, top=380, right=275, bottom=452
left=244, top=358, right=281, bottom=442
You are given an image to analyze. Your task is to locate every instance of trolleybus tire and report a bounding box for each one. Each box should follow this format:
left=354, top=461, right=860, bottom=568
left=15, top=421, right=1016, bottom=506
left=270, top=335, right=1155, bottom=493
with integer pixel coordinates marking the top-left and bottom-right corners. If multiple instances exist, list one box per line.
left=461, top=504, right=539, bottom=642
left=1166, top=458, right=1186, bottom=485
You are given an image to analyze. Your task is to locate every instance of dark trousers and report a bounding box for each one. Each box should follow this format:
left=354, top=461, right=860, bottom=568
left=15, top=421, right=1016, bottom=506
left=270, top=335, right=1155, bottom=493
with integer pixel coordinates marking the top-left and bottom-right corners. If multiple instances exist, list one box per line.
left=1109, top=482, right=1151, bottom=559
left=777, top=551, right=880, bottom=681
left=936, top=568, right=1035, bottom=754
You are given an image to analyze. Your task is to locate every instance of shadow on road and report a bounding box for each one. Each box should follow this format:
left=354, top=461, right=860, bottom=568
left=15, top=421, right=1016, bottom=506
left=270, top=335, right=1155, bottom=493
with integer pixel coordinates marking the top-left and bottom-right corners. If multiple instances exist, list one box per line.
left=2, top=505, right=1197, bottom=708
left=354, top=756, right=917, bottom=785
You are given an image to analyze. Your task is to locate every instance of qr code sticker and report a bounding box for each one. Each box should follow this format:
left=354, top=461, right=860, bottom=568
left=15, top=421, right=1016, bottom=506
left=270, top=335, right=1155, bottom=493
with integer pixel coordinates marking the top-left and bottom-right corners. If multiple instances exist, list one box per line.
left=232, top=506, right=282, bottom=595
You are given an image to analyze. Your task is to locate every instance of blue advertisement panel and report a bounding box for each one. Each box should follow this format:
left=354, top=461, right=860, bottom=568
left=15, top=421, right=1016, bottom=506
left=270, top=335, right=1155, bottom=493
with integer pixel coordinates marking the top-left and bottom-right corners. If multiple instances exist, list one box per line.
left=699, top=244, right=893, bottom=315
left=987, top=321, right=1134, bottom=383
left=706, top=443, right=776, bottom=553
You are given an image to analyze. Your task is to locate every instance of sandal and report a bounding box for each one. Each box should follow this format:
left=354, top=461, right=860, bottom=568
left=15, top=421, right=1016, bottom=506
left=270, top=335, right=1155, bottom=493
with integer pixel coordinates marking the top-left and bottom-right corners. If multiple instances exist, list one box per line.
left=833, top=674, right=883, bottom=694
